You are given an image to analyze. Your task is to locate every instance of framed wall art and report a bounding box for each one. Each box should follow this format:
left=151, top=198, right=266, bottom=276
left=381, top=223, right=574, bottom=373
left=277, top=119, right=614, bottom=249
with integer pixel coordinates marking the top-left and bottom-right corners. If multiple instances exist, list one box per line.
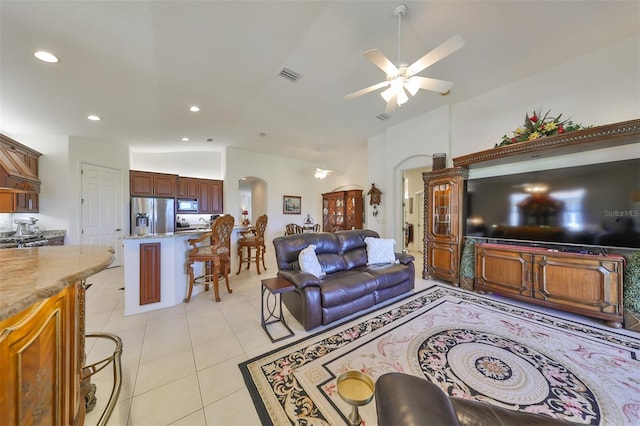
left=283, top=195, right=301, bottom=214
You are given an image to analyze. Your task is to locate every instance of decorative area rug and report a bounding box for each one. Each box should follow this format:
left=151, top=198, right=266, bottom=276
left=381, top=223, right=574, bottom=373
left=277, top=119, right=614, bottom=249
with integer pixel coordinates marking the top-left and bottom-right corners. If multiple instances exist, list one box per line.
left=239, top=286, right=640, bottom=425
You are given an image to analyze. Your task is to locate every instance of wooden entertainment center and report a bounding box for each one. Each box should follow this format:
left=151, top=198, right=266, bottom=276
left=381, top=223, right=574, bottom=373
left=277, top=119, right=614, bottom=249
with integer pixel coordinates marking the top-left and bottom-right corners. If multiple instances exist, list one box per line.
left=422, top=118, right=640, bottom=328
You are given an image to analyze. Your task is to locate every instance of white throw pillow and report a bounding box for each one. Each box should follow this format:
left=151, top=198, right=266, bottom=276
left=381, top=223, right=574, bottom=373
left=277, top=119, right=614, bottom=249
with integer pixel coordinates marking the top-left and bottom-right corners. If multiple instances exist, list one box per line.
left=364, top=237, right=398, bottom=265
left=299, top=244, right=325, bottom=278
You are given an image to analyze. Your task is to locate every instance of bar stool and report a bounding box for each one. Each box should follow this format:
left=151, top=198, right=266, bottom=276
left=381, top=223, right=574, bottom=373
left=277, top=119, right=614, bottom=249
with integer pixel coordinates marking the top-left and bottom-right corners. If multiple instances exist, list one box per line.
left=185, top=214, right=234, bottom=302
left=237, top=214, right=268, bottom=274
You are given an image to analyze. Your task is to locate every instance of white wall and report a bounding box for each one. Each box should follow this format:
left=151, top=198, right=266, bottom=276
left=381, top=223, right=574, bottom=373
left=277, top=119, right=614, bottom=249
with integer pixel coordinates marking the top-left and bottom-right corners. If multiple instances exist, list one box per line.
left=371, top=34, right=640, bottom=246
left=131, top=151, right=223, bottom=179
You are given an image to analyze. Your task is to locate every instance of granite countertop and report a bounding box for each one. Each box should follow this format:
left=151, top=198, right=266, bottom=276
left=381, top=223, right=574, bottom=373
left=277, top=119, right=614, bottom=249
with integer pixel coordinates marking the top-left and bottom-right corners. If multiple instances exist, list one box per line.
left=124, top=226, right=249, bottom=240
left=124, top=228, right=211, bottom=240
left=0, top=245, right=114, bottom=321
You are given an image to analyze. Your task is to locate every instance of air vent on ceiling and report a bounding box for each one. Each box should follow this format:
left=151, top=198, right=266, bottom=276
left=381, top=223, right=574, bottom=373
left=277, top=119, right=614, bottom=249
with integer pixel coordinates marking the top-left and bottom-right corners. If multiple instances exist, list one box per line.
left=376, top=113, right=391, bottom=121
left=279, top=68, right=302, bottom=82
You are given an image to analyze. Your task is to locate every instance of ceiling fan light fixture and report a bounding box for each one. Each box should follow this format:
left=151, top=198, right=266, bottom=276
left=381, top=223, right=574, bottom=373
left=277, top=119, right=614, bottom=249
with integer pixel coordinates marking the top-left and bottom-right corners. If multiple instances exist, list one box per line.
left=314, top=168, right=333, bottom=179
left=380, top=87, right=394, bottom=102
left=405, top=77, right=420, bottom=96
left=397, top=88, right=409, bottom=105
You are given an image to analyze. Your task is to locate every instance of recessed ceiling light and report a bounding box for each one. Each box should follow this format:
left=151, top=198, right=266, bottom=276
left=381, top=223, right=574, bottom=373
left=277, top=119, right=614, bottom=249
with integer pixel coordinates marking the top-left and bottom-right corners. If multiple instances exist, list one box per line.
left=181, top=137, right=189, bottom=142
left=189, top=106, right=200, bottom=112
left=34, top=50, right=59, bottom=63
left=87, top=115, right=101, bottom=121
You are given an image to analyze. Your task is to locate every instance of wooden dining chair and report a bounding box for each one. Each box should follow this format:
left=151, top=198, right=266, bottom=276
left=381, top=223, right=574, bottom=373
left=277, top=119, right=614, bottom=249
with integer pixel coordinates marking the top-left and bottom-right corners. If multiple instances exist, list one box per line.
left=237, top=214, right=268, bottom=274
left=285, top=223, right=303, bottom=235
left=184, top=214, right=234, bottom=302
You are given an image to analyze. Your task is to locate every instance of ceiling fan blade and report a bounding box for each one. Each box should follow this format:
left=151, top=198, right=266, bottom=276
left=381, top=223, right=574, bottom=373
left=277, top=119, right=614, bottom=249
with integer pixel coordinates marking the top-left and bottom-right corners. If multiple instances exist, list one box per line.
left=384, top=93, right=398, bottom=113
left=409, top=76, right=455, bottom=93
left=406, top=35, right=465, bottom=76
left=364, top=49, right=399, bottom=75
left=344, top=81, right=390, bottom=100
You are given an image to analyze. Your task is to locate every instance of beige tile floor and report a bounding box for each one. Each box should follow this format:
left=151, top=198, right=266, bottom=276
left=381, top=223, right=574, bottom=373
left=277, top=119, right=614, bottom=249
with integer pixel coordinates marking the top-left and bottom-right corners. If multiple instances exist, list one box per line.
left=83, top=249, right=635, bottom=425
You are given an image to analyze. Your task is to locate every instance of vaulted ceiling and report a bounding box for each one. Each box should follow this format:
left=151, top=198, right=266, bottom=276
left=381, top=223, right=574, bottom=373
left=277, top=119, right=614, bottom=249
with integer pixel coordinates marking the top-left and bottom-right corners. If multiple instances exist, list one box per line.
left=1, top=1, right=637, bottom=162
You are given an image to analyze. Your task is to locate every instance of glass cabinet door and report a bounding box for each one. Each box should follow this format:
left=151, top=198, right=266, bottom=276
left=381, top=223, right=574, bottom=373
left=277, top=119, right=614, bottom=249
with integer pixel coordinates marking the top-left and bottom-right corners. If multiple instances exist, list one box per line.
left=432, top=183, right=451, bottom=235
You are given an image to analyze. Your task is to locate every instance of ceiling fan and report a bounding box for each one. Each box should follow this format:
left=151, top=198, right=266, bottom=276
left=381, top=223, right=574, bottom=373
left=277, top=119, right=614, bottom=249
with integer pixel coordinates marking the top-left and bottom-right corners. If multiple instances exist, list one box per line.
left=345, top=3, right=465, bottom=113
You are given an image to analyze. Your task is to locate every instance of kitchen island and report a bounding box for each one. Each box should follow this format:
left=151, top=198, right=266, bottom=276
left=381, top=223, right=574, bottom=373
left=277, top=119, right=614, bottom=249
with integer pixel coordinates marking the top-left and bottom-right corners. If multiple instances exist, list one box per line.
left=0, top=245, right=114, bottom=425
left=122, top=226, right=249, bottom=316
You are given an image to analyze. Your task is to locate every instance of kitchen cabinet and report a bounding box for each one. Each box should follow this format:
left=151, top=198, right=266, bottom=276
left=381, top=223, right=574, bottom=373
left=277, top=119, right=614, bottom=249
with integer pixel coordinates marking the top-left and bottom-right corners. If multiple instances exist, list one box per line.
left=0, top=246, right=114, bottom=426
left=177, top=177, right=199, bottom=198
left=130, top=170, right=177, bottom=197
left=140, top=242, right=161, bottom=305
left=322, top=190, right=363, bottom=232
left=475, top=242, right=624, bottom=327
left=0, top=134, right=42, bottom=213
left=198, top=179, right=224, bottom=214
left=423, top=167, right=468, bottom=284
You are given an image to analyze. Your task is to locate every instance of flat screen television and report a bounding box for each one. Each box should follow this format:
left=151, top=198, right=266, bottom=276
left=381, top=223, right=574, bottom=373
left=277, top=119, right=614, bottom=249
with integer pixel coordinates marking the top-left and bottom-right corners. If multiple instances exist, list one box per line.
left=466, top=158, right=640, bottom=249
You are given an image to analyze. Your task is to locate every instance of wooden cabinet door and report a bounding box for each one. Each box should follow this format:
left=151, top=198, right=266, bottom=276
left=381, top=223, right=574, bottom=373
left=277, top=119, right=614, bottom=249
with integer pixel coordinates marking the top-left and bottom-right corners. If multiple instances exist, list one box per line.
left=153, top=174, right=176, bottom=197
left=140, top=243, right=161, bottom=305
left=15, top=192, right=38, bottom=213
left=426, top=241, right=460, bottom=282
left=532, top=254, right=623, bottom=316
left=210, top=180, right=223, bottom=214
left=130, top=171, right=155, bottom=196
left=344, top=190, right=363, bottom=230
left=177, top=177, right=198, bottom=198
left=0, top=192, right=16, bottom=212
left=0, top=285, right=80, bottom=426
left=130, top=171, right=176, bottom=197
left=475, top=246, right=533, bottom=297
left=198, top=180, right=211, bottom=214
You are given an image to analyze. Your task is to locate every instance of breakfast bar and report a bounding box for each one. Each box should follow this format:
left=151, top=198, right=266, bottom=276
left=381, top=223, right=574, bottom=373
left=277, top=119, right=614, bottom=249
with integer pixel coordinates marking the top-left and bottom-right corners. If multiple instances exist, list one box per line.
left=0, top=245, right=115, bottom=425
left=122, top=226, right=248, bottom=316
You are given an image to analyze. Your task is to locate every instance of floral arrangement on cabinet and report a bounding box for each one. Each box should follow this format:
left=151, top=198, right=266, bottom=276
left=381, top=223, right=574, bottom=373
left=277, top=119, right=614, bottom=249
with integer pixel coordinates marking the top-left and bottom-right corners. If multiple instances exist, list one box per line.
left=495, top=110, right=591, bottom=148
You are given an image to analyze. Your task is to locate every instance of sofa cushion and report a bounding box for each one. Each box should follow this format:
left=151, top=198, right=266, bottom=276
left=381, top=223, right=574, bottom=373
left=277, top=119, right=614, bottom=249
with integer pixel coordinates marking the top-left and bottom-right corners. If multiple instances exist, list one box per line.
left=320, top=271, right=378, bottom=308
left=335, top=229, right=379, bottom=253
left=299, top=245, right=325, bottom=278
left=363, top=263, right=413, bottom=290
left=316, top=253, right=348, bottom=274
left=342, top=247, right=368, bottom=270
left=364, top=237, right=398, bottom=265
left=273, top=233, right=341, bottom=271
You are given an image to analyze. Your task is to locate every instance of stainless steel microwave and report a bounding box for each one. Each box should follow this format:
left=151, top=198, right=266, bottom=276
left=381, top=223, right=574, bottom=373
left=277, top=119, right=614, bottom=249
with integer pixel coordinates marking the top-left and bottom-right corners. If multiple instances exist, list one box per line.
left=176, top=198, right=198, bottom=212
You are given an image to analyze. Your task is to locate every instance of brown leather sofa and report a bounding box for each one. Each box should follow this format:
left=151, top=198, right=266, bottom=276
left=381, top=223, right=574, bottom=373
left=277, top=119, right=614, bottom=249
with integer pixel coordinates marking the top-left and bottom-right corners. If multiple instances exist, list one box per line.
left=272, top=230, right=415, bottom=330
left=375, top=373, right=574, bottom=426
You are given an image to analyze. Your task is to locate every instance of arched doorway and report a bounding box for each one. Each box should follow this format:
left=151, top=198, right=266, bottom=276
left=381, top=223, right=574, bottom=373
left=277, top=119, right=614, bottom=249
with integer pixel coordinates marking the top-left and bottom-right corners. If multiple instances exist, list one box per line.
left=238, top=176, right=267, bottom=227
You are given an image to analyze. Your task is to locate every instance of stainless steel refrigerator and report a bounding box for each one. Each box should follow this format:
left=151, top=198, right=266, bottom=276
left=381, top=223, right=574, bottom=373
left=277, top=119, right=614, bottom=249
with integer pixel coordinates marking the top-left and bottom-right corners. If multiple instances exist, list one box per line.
left=131, top=197, right=175, bottom=235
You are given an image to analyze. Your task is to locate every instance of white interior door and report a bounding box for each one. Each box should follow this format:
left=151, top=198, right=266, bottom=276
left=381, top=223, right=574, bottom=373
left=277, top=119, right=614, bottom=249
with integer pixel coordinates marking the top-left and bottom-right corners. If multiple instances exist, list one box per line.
left=81, top=163, right=123, bottom=267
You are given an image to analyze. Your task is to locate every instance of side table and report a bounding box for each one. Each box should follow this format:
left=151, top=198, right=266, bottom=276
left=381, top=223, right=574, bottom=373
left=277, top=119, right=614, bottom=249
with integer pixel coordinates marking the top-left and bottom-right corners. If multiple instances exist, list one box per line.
left=261, top=276, right=296, bottom=342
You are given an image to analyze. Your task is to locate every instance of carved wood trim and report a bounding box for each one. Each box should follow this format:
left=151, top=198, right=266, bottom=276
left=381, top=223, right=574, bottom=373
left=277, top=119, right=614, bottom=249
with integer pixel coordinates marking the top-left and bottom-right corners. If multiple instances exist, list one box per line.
left=453, top=118, right=640, bottom=168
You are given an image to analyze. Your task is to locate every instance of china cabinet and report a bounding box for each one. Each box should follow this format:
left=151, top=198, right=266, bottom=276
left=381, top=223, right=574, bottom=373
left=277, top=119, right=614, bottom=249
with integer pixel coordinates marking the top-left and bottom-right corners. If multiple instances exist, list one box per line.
left=423, top=167, right=468, bottom=284
left=322, top=190, right=363, bottom=232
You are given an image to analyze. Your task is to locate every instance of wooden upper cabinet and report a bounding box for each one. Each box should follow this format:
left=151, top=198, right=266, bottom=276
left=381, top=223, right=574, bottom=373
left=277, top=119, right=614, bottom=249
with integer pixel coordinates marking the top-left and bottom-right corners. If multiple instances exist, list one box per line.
left=130, top=170, right=177, bottom=197
left=177, top=177, right=199, bottom=198
left=153, top=174, right=177, bottom=197
left=197, top=179, right=224, bottom=214
left=210, top=180, right=223, bottom=214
